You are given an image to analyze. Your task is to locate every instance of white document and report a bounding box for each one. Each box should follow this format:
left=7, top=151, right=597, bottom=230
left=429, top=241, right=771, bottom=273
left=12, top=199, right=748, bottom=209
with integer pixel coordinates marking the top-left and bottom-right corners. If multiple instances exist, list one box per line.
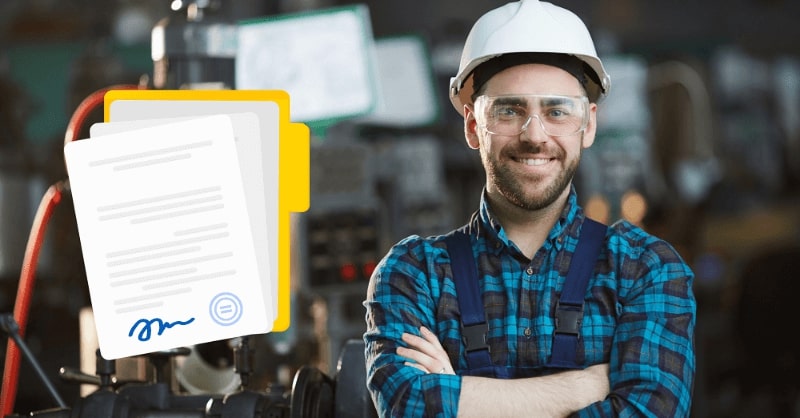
left=65, top=115, right=273, bottom=359
left=108, top=100, right=280, bottom=319
left=90, top=112, right=271, bottom=323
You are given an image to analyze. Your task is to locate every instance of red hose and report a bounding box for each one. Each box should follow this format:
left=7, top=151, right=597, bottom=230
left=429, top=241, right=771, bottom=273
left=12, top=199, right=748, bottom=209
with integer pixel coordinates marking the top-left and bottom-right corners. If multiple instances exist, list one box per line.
left=0, top=183, right=63, bottom=416
left=63, top=84, right=142, bottom=145
left=0, top=83, right=142, bottom=415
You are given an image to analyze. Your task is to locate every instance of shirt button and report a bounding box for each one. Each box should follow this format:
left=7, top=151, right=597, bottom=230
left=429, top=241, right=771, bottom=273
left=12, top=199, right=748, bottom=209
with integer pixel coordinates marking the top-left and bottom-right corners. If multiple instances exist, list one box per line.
left=524, top=328, right=532, bottom=337
left=526, top=267, right=534, bottom=275
left=495, top=242, right=501, bottom=249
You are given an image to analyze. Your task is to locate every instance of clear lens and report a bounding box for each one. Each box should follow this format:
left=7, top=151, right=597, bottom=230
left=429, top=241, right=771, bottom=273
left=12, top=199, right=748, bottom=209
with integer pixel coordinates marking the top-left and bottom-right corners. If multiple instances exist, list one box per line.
left=474, top=94, right=589, bottom=137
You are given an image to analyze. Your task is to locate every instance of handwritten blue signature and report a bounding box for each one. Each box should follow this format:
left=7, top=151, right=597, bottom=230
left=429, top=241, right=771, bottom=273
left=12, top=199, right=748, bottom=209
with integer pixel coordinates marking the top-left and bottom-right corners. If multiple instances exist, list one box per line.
left=128, top=317, right=196, bottom=342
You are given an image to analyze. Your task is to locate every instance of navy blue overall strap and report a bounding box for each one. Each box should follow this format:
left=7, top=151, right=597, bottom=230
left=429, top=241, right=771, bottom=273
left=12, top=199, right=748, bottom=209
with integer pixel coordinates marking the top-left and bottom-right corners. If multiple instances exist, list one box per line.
left=546, top=218, right=608, bottom=369
left=444, top=230, right=493, bottom=371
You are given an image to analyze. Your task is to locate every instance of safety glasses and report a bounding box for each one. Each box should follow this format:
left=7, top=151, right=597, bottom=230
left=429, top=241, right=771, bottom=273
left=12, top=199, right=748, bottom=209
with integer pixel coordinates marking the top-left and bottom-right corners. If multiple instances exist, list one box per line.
left=474, top=94, right=590, bottom=137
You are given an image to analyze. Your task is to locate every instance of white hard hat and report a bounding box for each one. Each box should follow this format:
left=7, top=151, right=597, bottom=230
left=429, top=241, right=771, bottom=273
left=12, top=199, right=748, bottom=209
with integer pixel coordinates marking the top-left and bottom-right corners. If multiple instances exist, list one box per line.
left=449, top=0, right=611, bottom=115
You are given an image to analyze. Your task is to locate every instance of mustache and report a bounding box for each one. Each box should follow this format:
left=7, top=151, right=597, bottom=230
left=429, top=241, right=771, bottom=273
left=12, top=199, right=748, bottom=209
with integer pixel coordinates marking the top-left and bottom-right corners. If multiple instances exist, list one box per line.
left=504, top=142, right=564, bottom=158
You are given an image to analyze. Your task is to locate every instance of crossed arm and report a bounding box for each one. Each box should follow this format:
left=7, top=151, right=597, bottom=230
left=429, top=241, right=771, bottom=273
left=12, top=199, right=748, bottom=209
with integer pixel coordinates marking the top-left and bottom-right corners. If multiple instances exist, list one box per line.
left=365, top=235, right=696, bottom=417
left=398, top=327, right=610, bottom=418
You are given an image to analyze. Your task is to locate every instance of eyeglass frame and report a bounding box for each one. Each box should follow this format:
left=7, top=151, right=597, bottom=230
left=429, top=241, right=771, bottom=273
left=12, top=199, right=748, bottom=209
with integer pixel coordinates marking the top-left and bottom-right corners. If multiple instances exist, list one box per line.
left=472, top=94, right=591, bottom=137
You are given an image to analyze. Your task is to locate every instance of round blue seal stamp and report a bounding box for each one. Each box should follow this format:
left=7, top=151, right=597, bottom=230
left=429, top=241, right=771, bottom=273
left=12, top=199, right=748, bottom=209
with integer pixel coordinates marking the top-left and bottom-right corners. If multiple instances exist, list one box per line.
left=209, top=292, right=243, bottom=326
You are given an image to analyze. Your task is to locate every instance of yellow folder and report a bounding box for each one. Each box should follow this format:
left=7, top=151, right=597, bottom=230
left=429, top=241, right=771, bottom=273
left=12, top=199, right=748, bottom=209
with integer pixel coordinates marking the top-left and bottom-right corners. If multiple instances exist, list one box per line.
left=104, top=89, right=309, bottom=332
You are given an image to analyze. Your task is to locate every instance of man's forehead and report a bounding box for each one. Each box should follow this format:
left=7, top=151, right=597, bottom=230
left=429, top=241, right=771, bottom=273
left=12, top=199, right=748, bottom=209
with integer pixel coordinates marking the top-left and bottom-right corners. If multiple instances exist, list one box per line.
left=483, top=64, right=585, bottom=96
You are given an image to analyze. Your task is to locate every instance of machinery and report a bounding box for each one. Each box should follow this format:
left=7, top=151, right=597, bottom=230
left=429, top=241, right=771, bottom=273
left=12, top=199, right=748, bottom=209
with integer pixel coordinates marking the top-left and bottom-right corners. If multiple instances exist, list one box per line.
left=0, top=1, right=381, bottom=415
left=0, top=79, right=378, bottom=416
left=3, top=310, right=372, bottom=417
left=1, top=1, right=447, bottom=416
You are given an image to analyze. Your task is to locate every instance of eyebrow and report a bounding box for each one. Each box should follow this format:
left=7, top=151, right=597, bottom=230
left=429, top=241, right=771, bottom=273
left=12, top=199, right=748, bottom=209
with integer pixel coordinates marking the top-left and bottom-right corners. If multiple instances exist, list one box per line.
left=489, top=96, right=578, bottom=109
left=540, top=96, right=574, bottom=107
left=491, top=97, right=527, bottom=107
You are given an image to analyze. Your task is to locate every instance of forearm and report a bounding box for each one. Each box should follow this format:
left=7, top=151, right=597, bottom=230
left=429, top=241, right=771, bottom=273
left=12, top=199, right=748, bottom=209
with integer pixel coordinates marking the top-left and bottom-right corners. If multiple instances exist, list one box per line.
left=457, top=365, right=609, bottom=418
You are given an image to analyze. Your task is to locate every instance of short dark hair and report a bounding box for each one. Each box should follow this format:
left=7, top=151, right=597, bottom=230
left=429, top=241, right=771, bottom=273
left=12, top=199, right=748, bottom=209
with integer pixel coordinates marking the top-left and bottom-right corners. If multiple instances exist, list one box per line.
left=470, top=52, right=602, bottom=102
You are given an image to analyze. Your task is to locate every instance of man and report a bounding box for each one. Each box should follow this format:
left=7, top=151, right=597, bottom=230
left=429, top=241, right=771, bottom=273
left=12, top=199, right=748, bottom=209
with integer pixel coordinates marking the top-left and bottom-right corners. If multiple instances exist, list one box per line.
left=363, top=1, right=696, bottom=417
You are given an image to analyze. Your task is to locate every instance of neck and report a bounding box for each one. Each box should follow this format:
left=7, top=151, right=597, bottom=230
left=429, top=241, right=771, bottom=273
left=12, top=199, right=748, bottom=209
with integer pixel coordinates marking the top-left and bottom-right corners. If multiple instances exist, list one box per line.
left=487, top=188, right=569, bottom=259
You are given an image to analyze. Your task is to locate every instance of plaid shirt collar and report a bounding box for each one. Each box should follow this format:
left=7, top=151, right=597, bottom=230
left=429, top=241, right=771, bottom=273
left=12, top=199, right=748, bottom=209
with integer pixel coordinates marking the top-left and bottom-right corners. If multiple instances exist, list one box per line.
left=476, top=185, right=581, bottom=257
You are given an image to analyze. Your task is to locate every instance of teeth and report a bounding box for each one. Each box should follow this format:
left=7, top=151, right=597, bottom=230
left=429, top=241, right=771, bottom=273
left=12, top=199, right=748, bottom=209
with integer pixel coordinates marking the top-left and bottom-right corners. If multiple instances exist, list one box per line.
left=520, top=158, right=549, bottom=166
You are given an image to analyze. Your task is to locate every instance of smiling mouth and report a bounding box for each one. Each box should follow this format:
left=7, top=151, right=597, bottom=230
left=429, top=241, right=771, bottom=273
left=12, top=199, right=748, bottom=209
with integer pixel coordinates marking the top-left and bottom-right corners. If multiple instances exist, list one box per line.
left=517, top=158, right=552, bottom=166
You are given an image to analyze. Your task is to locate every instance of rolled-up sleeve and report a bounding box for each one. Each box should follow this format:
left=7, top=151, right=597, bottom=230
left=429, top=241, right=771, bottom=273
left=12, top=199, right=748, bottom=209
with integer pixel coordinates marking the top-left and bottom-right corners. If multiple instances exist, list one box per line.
left=364, top=237, right=462, bottom=418
left=577, top=239, right=696, bottom=417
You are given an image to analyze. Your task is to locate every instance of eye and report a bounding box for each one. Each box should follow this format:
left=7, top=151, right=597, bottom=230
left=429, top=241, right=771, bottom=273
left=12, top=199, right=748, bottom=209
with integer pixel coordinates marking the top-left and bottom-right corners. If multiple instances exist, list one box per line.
left=546, top=107, right=570, bottom=118
left=492, top=104, right=526, bottom=120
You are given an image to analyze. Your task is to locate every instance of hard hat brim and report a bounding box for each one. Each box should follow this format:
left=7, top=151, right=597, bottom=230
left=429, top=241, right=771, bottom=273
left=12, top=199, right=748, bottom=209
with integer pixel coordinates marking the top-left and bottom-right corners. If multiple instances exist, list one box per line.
left=449, top=53, right=610, bottom=116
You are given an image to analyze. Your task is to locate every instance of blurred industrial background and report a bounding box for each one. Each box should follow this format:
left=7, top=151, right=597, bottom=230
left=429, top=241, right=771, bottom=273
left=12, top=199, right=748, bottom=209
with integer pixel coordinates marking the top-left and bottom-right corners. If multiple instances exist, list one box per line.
left=1, top=0, right=799, bottom=416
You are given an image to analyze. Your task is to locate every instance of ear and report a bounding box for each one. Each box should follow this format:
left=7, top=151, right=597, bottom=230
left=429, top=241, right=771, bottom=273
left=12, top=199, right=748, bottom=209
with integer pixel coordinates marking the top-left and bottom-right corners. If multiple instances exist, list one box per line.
left=464, top=104, right=481, bottom=150
left=581, top=102, right=598, bottom=149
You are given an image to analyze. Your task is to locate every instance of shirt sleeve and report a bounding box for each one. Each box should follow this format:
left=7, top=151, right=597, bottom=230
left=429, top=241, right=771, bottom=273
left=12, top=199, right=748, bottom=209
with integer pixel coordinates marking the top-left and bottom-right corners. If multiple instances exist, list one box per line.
left=577, top=238, right=697, bottom=417
left=364, top=236, right=463, bottom=418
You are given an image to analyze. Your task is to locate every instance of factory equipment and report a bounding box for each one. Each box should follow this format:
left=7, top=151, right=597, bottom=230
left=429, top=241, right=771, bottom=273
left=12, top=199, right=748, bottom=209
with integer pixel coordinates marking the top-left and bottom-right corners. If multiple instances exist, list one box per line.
left=1, top=2, right=441, bottom=416
left=282, top=31, right=444, bottom=375
left=151, top=0, right=236, bottom=89
left=3, top=309, right=374, bottom=418
left=1, top=49, right=379, bottom=418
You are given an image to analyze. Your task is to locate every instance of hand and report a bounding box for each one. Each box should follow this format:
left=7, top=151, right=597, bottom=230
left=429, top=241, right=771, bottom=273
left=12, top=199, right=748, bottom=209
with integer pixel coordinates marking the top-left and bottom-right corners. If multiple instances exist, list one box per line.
left=397, top=326, right=454, bottom=375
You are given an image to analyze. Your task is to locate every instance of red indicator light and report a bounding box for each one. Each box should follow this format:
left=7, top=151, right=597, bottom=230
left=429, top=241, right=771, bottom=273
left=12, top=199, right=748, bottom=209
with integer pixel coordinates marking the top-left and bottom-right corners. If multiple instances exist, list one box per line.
left=340, top=263, right=357, bottom=282
left=363, top=261, right=377, bottom=278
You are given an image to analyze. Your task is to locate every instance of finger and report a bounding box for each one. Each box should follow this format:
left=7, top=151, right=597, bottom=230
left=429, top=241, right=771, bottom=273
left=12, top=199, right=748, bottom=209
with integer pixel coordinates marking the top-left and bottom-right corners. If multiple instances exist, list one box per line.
left=415, top=328, right=451, bottom=368
left=402, top=331, right=441, bottom=357
left=396, top=345, right=433, bottom=368
left=419, top=326, right=445, bottom=350
left=404, top=361, right=428, bottom=373
left=398, top=338, right=448, bottom=374
left=403, top=330, right=453, bottom=375
left=401, top=331, right=429, bottom=350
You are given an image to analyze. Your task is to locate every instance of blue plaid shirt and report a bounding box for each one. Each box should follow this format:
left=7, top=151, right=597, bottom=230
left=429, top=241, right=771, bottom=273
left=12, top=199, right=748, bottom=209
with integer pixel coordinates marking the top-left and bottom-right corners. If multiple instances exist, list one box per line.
left=364, top=188, right=696, bottom=417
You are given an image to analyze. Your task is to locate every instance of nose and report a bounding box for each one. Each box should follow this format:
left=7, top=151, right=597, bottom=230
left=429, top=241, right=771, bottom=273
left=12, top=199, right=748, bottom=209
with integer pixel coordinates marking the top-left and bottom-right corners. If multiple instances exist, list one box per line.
left=519, top=114, right=548, bottom=142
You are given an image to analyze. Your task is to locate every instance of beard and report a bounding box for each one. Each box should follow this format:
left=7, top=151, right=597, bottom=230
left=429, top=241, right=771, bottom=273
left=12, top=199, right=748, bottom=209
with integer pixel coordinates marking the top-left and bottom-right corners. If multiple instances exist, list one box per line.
left=482, top=141, right=580, bottom=211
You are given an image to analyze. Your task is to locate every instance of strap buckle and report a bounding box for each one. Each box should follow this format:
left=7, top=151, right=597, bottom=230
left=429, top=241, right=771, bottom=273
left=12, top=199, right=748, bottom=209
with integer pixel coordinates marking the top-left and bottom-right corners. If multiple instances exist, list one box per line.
left=462, top=323, right=489, bottom=353
left=554, top=302, right=583, bottom=337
